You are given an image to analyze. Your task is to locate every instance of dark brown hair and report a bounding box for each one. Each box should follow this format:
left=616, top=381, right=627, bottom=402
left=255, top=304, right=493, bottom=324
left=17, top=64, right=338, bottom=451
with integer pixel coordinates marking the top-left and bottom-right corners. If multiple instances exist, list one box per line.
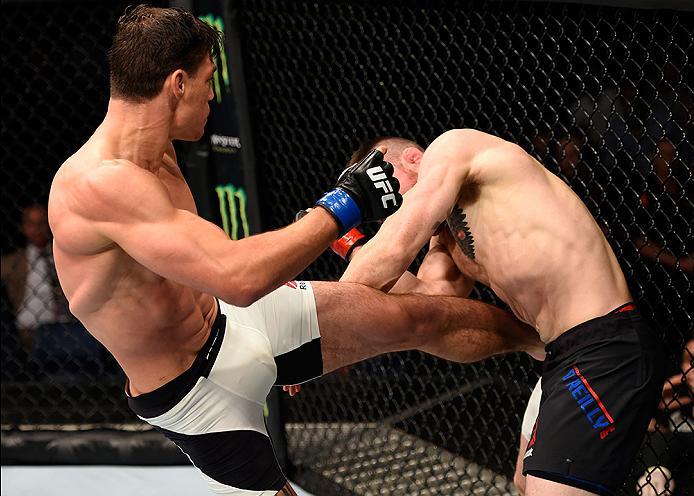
left=109, top=5, right=222, bottom=101
left=348, top=136, right=422, bottom=166
left=348, top=136, right=392, bottom=166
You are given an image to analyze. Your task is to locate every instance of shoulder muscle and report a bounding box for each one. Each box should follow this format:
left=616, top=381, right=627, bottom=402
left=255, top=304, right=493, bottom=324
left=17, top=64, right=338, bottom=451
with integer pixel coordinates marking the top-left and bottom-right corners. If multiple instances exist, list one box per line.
left=77, top=160, right=175, bottom=227
left=422, top=129, right=530, bottom=184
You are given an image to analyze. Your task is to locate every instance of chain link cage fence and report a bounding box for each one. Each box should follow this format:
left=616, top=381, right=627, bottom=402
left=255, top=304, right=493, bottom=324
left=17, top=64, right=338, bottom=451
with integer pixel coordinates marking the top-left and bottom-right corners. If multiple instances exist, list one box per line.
left=1, top=0, right=692, bottom=495
left=239, top=1, right=692, bottom=495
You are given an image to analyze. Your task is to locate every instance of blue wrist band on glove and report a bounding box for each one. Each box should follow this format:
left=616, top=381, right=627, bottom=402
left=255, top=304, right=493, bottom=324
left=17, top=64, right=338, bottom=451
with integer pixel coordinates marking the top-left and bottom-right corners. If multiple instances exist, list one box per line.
left=315, top=188, right=361, bottom=235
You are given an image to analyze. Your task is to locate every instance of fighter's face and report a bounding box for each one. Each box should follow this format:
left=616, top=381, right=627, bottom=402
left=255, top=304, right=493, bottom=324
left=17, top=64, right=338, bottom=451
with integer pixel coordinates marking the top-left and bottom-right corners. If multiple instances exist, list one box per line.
left=384, top=150, right=418, bottom=195
left=392, top=164, right=417, bottom=195
left=171, top=57, right=216, bottom=141
left=558, top=138, right=582, bottom=179
left=22, top=206, right=50, bottom=249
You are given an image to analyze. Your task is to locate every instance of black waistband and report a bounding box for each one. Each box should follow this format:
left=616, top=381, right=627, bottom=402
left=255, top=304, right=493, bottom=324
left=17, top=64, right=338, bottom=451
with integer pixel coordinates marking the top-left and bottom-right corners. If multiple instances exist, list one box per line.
left=127, top=303, right=226, bottom=419
left=544, top=303, right=639, bottom=358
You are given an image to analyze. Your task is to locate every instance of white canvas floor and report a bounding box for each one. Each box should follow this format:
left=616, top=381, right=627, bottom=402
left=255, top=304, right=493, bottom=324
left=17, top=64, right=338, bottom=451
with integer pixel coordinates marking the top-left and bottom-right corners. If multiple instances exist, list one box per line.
left=1, top=466, right=315, bottom=496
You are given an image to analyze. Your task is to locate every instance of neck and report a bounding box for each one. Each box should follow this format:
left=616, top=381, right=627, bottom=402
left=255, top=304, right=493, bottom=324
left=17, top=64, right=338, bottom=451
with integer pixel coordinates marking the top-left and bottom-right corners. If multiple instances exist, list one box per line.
left=99, top=97, right=172, bottom=172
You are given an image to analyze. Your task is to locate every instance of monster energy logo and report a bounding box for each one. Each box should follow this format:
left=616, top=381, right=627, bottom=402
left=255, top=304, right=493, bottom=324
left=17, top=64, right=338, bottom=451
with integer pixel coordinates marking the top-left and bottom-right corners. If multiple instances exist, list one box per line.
left=199, top=13, right=230, bottom=104
left=215, top=184, right=250, bottom=239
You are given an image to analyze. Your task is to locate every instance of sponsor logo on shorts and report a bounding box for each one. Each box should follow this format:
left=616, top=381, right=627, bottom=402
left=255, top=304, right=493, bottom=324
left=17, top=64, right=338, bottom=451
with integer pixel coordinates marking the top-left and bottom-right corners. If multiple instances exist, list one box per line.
left=563, top=366, right=615, bottom=439
left=524, top=448, right=533, bottom=459
left=285, top=281, right=307, bottom=290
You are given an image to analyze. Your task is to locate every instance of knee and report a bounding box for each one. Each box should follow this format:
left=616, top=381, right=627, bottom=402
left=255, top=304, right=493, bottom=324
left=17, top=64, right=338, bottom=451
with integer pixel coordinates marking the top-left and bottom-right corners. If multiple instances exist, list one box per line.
left=397, top=298, right=439, bottom=348
left=513, top=439, right=529, bottom=495
left=369, top=296, right=435, bottom=350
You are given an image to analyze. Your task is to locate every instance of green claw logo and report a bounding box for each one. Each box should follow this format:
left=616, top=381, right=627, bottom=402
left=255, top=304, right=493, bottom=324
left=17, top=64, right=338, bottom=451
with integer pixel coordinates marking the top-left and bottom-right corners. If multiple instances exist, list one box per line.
left=199, top=13, right=230, bottom=104
left=215, top=184, right=250, bottom=239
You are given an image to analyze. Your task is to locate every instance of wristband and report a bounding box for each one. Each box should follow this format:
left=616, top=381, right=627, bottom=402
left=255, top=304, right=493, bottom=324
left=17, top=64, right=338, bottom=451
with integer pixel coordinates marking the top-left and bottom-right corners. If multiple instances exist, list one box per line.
left=315, top=188, right=361, bottom=236
left=330, top=228, right=367, bottom=260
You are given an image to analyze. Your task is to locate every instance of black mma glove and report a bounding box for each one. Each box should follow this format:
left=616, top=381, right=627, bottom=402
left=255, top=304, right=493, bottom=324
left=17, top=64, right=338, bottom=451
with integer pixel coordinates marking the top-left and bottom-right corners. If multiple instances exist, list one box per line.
left=315, top=149, right=402, bottom=236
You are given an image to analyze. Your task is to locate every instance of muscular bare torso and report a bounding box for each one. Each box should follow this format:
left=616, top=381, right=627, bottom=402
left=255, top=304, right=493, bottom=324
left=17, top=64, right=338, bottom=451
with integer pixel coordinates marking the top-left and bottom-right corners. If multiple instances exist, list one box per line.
left=48, top=134, right=216, bottom=394
left=437, top=155, right=631, bottom=342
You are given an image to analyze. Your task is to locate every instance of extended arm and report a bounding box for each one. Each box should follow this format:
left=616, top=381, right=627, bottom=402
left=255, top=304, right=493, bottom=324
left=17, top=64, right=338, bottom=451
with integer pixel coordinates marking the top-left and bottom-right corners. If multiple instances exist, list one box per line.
left=67, top=143, right=400, bottom=307
left=73, top=161, right=338, bottom=306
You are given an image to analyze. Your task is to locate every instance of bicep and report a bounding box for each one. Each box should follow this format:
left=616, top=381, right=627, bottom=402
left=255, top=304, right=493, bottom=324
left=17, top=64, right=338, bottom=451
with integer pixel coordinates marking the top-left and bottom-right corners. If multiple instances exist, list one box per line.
left=370, top=152, right=465, bottom=254
left=375, top=130, right=482, bottom=250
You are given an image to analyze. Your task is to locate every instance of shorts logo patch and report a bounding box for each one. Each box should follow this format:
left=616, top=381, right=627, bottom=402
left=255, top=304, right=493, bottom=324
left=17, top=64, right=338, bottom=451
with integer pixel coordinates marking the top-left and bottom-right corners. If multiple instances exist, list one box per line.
left=284, top=281, right=307, bottom=290
left=563, top=366, right=615, bottom=439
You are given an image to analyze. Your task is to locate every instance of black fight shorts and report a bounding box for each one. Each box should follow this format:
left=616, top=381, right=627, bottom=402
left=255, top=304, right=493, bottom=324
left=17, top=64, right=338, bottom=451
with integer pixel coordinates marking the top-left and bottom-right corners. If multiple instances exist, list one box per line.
left=523, top=303, right=665, bottom=495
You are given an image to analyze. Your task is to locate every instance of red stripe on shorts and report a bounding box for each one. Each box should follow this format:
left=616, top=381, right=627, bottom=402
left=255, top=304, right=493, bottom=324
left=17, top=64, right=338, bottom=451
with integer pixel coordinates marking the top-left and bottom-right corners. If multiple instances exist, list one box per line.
left=573, top=366, right=615, bottom=424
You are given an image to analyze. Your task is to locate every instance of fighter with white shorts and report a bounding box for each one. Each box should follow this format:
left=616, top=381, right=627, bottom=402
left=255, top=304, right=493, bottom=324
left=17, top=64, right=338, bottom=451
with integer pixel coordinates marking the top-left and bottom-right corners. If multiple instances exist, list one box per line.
left=128, top=284, right=321, bottom=493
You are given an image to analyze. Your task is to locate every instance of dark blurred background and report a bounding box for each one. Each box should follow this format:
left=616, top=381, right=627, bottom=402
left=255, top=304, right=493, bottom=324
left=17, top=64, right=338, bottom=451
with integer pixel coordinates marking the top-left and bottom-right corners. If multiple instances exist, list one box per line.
left=1, top=1, right=691, bottom=495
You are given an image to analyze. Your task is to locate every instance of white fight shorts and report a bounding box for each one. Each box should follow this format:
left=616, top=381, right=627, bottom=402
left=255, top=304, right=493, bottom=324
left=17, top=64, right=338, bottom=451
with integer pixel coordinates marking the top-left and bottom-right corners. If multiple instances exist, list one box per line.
left=127, top=282, right=322, bottom=495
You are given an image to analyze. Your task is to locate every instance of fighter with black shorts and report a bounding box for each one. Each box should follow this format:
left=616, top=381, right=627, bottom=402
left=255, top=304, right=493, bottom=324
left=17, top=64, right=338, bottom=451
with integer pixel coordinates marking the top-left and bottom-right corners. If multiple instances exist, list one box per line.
left=524, top=304, right=664, bottom=495
left=340, top=131, right=665, bottom=495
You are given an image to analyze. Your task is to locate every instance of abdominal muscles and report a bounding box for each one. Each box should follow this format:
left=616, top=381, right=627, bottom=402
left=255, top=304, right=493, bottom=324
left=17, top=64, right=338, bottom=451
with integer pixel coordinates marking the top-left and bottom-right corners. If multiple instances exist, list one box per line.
left=442, top=174, right=630, bottom=342
left=58, top=247, right=215, bottom=390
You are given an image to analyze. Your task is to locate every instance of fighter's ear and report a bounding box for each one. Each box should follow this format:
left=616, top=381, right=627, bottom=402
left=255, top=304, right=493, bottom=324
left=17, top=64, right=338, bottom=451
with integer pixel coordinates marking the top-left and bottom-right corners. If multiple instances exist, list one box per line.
left=171, top=69, right=186, bottom=98
left=402, top=146, right=423, bottom=166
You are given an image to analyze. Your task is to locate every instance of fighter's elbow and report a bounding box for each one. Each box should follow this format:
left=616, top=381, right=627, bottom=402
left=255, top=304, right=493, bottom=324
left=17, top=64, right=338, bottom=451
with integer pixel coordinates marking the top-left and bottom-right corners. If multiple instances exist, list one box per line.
left=223, top=291, right=256, bottom=308
left=218, top=287, right=257, bottom=308
left=215, top=269, right=261, bottom=308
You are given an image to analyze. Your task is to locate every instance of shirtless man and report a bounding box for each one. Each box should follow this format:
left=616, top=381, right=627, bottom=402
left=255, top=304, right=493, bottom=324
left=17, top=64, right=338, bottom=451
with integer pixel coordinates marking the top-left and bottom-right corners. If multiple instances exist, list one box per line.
left=47, top=7, right=540, bottom=495
left=338, top=131, right=666, bottom=495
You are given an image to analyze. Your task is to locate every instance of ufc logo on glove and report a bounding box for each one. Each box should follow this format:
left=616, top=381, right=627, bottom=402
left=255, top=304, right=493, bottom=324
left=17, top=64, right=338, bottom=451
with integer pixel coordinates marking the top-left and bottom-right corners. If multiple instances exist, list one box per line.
left=366, top=166, right=398, bottom=208
left=315, top=149, right=403, bottom=235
